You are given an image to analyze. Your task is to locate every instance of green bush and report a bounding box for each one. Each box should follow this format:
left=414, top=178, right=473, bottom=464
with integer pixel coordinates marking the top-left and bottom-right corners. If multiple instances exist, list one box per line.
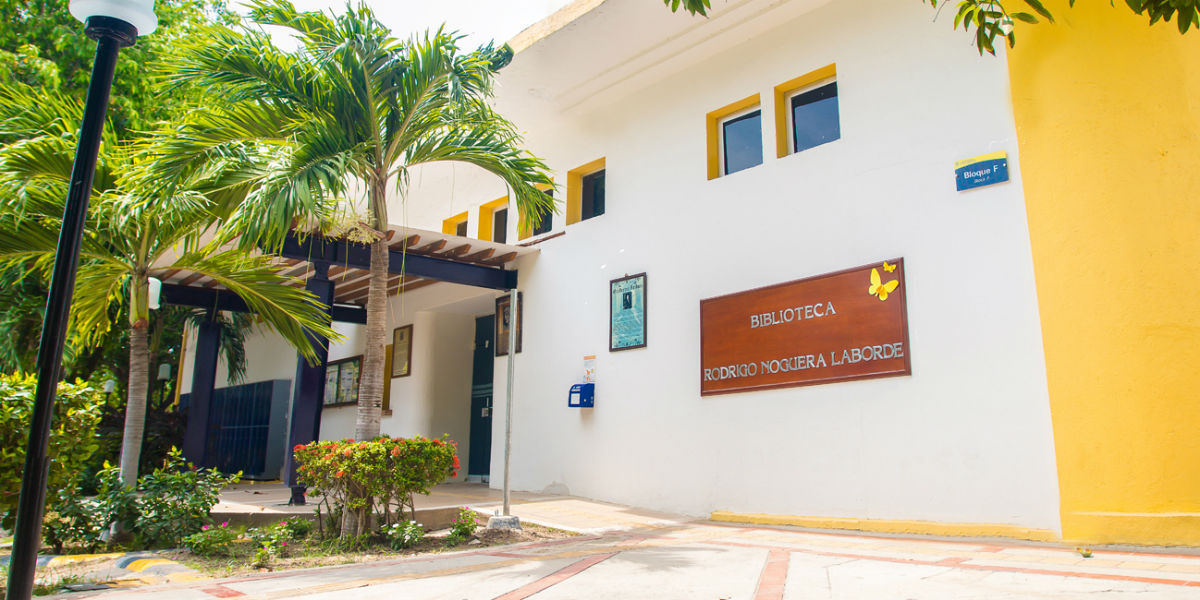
left=0, top=374, right=103, bottom=529
left=181, top=521, right=237, bottom=556
left=293, top=435, right=458, bottom=538
left=132, top=448, right=239, bottom=547
left=445, top=507, right=478, bottom=546
left=383, top=520, right=424, bottom=550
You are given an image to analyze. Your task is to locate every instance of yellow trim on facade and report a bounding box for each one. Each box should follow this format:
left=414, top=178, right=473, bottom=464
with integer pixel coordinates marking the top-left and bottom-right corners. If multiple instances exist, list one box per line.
left=772, top=64, right=836, bottom=159
left=477, top=196, right=509, bottom=242
left=441, top=211, right=468, bottom=235
left=1008, top=0, right=1200, bottom=546
left=711, top=511, right=1058, bottom=542
left=566, top=157, right=606, bottom=225
left=706, top=94, right=760, bottom=180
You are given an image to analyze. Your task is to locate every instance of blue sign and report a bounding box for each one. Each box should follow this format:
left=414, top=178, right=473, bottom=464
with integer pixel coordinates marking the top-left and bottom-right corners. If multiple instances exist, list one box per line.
left=955, top=151, right=1009, bottom=191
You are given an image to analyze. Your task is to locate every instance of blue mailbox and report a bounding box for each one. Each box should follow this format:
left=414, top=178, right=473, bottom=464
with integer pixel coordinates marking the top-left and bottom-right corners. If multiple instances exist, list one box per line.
left=568, top=383, right=594, bottom=408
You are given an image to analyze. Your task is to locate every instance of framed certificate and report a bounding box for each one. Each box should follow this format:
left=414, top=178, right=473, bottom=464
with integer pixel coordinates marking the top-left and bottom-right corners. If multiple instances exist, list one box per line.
left=610, top=273, right=647, bottom=351
left=391, top=325, right=413, bottom=377
left=495, top=292, right=523, bottom=356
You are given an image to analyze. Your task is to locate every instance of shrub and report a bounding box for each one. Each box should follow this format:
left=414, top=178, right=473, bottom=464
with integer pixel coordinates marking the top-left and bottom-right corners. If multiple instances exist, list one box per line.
left=445, top=506, right=478, bottom=546
left=41, top=481, right=106, bottom=554
left=293, top=435, right=458, bottom=538
left=0, top=374, right=103, bottom=530
left=182, top=522, right=237, bottom=557
left=249, top=520, right=292, bottom=566
left=284, top=519, right=314, bottom=539
left=129, top=448, right=240, bottom=548
left=383, top=520, right=424, bottom=550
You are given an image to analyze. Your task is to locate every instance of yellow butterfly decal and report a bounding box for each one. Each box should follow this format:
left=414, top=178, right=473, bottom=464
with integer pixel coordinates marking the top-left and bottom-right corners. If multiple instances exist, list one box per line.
left=883, top=261, right=896, bottom=273
left=868, top=268, right=900, bottom=301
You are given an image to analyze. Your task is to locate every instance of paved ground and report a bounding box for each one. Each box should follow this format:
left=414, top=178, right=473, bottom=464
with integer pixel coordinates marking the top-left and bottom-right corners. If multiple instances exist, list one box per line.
left=47, top=483, right=1200, bottom=599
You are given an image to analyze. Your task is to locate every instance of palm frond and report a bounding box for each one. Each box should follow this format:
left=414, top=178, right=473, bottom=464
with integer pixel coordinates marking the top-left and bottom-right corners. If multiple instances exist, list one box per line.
left=169, top=249, right=342, bottom=363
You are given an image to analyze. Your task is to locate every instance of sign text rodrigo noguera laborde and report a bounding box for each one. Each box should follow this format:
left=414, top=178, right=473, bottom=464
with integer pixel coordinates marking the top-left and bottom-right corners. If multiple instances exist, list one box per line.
left=699, top=260, right=912, bottom=395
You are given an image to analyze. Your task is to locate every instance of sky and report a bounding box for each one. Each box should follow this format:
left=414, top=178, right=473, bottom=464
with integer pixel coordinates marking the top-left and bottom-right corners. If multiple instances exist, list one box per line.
left=269, top=0, right=577, bottom=48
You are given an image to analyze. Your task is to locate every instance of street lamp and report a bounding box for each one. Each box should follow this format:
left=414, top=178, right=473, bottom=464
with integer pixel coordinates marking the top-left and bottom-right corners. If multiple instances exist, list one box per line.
left=5, top=2, right=155, bottom=599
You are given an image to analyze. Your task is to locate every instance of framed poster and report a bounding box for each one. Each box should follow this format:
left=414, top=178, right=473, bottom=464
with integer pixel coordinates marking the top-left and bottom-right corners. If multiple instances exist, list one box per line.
left=323, top=356, right=362, bottom=406
left=495, top=292, right=523, bottom=356
left=610, top=273, right=647, bottom=351
left=391, top=325, right=413, bottom=377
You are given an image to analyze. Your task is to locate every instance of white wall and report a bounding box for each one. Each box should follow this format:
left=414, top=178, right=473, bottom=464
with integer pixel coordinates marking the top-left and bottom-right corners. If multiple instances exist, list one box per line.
left=462, top=0, right=1059, bottom=530
left=220, top=0, right=1061, bottom=531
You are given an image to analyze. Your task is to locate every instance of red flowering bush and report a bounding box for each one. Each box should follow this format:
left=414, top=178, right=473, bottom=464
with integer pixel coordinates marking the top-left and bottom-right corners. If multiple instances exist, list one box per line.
left=293, top=435, right=458, bottom=538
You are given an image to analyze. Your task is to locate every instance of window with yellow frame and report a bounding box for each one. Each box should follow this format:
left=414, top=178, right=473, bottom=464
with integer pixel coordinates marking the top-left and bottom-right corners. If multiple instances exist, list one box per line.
left=477, top=196, right=510, bottom=243
left=567, top=158, right=605, bottom=225
left=442, top=211, right=468, bottom=237
left=773, top=64, right=840, bottom=158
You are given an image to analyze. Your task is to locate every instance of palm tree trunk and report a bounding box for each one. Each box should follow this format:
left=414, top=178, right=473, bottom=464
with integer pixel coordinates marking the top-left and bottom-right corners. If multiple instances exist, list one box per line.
left=355, top=179, right=388, bottom=441
left=119, top=317, right=149, bottom=486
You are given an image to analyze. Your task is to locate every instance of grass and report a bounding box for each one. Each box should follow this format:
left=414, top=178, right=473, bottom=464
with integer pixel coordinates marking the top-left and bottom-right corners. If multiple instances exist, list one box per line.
left=170, top=516, right=576, bottom=578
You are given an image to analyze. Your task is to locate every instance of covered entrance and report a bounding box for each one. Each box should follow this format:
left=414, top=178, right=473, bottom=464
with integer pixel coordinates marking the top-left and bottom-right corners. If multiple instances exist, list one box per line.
left=159, top=226, right=536, bottom=498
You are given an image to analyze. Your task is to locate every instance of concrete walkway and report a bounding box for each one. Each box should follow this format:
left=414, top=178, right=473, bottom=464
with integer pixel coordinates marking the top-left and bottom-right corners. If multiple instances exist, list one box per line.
left=50, top=482, right=1200, bottom=599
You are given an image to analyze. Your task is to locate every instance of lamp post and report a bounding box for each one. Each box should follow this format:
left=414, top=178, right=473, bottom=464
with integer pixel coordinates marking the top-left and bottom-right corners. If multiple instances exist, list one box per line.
left=5, top=2, right=155, bottom=599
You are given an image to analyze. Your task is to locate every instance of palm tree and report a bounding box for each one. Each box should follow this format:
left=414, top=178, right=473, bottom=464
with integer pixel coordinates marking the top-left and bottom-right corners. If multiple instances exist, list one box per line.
left=0, top=84, right=340, bottom=487
left=165, top=0, right=554, bottom=442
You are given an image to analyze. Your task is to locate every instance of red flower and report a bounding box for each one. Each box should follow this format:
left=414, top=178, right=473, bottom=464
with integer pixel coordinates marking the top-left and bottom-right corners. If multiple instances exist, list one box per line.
left=293, top=444, right=305, bottom=452
left=390, top=447, right=401, bottom=457
left=335, top=470, right=345, bottom=477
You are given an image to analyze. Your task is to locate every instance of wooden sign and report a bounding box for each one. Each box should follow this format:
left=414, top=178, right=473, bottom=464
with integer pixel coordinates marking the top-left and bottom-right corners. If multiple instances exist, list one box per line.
left=700, top=259, right=911, bottom=396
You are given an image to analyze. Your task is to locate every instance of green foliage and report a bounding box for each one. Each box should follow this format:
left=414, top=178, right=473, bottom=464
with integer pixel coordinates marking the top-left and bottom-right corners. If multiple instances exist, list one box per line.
left=41, top=448, right=238, bottom=551
left=293, top=435, right=459, bottom=537
left=181, top=521, right=237, bottom=556
left=131, top=448, right=241, bottom=547
left=0, top=0, right=239, bottom=135
left=663, top=0, right=711, bottom=16
left=0, top=374, right=103, bottom=530
left=445, top=507, right=479, bottom=546
left=41, top=481, right=106, bottom=554
left=383, top=520, right=424, bottom=550
left=921, top=1, right=1200, bottom=55
left=248, top=520, right=293, bottom=566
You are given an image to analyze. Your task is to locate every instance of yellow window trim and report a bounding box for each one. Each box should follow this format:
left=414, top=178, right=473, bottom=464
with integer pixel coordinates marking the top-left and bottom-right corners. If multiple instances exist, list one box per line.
left=706, top=93, right=761, bottom=180
left=566, top=157, right=606, bottom=225
left=441, top=211, right=468, bottom=235
left=518, top=182, right=554, bottom=240
left=477, top=196, right=510, bottom=242
left=773, top=63, right=837, bottom=159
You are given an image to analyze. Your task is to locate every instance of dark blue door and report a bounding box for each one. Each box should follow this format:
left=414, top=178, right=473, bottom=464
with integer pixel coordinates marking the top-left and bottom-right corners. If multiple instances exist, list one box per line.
left=468, top=315, right=494, bottom=477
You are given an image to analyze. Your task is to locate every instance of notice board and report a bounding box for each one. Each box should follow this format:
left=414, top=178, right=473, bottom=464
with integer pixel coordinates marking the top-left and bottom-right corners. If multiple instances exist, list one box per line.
left=699, top=259, right=911, bottom=396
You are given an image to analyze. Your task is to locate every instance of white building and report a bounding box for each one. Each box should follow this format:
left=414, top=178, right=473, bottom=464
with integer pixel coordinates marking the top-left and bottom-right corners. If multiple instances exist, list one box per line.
left=180, top=0, right=1200, bottom=546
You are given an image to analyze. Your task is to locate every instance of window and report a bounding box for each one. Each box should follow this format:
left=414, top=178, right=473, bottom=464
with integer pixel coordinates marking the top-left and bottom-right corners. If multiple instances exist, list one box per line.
left=492, top=208, right=508, bottom=243
left=567, top=157, right=606, bottom=225
left=773, top=64, right=840, bottom=158
left=581, top=171, right=605, bottom=220
left=706, top=93, right=761, bottom=180
left=531, top=189, right=553, bottom=236
left=518, top=184, right=556, bottom=241
left=721, top=109, right=763, bottom=175
left=323, top=356, right=361, bottom=406
left=790, top=81, right=839, bottom=153
left=478, top=196, right=509, bottom=243
left=442, top=211, right=468, bottom=236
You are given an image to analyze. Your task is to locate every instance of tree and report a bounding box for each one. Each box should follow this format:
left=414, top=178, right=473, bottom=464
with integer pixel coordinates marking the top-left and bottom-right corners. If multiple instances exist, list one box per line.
left=0, top=84, right=340, bottom=486
left=164, top=0, right=554, bottom=447
left=664, top=0, right=1200, bottom=55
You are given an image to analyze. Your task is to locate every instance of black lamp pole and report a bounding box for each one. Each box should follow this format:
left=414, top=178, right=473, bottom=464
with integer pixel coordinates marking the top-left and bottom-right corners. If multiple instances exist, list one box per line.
left=5, top=16, right=137, bottom=600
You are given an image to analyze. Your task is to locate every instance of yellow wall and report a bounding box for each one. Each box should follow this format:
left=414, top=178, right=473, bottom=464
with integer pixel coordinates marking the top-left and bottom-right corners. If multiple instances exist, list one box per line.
left=1008, top=1, right=1200, bottom=545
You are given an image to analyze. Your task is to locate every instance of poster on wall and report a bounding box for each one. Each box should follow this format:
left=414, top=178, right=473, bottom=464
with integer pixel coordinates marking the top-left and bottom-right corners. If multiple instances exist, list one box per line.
left=699, top=259, right=911, bottom=396
left=324, top=356, right=362, bottom=405
left=495, top=292, right=523, bottom=356
left=390, top=325, right=412, bottom=377
left=610, top=273, right=647, bottom=351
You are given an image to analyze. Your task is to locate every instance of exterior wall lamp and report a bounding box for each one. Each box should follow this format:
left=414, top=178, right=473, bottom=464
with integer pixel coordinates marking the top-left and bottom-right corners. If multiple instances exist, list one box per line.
left=5, top=2, right=156, bottom=598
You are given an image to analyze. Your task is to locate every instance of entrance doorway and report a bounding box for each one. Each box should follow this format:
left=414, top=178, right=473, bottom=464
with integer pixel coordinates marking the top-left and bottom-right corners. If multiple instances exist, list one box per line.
left=468, top=315, right=494, bottom=480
